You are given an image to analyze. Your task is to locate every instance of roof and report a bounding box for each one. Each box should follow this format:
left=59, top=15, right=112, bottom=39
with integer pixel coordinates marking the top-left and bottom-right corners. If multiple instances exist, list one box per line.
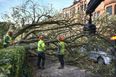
left=63, top=0, right=80, bottom=10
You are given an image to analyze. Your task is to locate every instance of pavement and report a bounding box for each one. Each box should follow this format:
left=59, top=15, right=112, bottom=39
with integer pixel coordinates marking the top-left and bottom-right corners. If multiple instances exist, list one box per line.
left=28, top=55, right=100, bottom=77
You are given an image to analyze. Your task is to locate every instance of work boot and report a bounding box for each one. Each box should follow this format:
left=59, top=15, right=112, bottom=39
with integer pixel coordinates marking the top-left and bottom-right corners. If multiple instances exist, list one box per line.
left=41, top=67, right=45, bottom=70
left=38, top=66, right=41, bottom=69
left=58, top=66, right=64, bottom=69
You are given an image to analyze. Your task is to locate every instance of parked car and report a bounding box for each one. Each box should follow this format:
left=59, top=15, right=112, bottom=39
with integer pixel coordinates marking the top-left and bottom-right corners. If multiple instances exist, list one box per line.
left=88, top=51, right=112, bottom=64
left=71, top=46, right=114, bottom=65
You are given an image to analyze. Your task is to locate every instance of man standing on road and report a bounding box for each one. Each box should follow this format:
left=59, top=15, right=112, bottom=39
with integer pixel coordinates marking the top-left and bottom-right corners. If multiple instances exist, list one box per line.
left=57, top=35, right=65, bottom=69
left=37, top=35, right=46, bottom=69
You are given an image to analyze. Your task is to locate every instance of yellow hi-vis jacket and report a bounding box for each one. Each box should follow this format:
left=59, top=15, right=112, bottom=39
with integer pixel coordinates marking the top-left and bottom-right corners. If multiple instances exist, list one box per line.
left=37, top=40, right=45, bottom=52
left=111, top=36, right=116, bottom=40
left=3, top=35, right=12, bottom=45
left=57, top=41, right=65, bottom=55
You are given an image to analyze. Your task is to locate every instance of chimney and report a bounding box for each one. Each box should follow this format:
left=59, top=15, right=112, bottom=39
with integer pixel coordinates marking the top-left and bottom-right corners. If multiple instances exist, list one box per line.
left=73, top=0, right=78, bottom=4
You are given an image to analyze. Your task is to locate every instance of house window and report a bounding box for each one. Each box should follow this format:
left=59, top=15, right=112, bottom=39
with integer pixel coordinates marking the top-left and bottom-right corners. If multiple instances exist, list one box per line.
left=78, top=7, right=79, bottom=11
left=72, top=7, right=75, bottom=14
left=84, top=4, right=86, bottom=11
left=94, top=11, right=100, bottom=17
left=80, top=5, right=83, bottom=10
left=106, top=6, right=112, bottom=15
left=65, top=13, right=69, bottom=18
left=71, top=7, right=75, bottom=16
left=96, top=11, right=100, bottom=16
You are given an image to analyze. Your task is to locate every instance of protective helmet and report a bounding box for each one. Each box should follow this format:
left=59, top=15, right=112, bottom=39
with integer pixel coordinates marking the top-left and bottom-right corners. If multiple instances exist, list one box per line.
left=110, top=34, right=116, bottom=40
left=58, top=35, right=65, bottom=41
left=39, top=35, right=44, bottom=40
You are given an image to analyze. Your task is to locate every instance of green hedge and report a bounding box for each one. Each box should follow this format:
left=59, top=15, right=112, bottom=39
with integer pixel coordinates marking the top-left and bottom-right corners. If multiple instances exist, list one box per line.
left=0, top=46, right=31, bottom=77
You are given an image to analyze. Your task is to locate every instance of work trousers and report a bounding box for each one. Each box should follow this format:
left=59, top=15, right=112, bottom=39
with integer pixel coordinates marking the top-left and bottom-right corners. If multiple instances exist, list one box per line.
left=58, top=55, right=64, bottom=67
left=37, top=52, right=45, bottom=67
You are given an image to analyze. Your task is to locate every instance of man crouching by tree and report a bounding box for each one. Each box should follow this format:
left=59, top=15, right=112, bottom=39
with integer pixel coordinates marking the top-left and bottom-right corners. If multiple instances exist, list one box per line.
left=57, top=35, right=65, bottom=69
left=3, top=31, right=14, bottom=48
left=37, top=35, right=46, bottom=69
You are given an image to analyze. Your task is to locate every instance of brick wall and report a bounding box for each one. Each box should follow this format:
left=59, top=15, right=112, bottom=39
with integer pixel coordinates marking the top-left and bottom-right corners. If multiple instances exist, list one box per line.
left=63, top=0, right=116, bottom=18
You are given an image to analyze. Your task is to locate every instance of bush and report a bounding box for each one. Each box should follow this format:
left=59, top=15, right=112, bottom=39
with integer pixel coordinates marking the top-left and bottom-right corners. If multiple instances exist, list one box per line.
left=0, top=46, right=30, bottom=77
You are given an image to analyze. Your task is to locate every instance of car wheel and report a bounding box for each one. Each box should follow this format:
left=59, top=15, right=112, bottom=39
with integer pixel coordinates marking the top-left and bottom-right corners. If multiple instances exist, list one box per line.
left=97, top=57, right=105, bottom=64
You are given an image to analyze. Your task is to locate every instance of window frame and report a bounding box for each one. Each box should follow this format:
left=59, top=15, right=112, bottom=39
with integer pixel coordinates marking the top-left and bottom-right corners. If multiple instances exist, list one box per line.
left=115, top=4, right=116, bottom=14
left=106, top=5, right=112, bottom=15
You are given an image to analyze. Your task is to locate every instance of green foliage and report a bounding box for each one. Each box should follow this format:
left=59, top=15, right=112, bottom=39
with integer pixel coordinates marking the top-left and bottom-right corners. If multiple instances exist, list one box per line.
left=65, top=34, right=114, bottom=77
left=0, top=22, right=10, bottom=37
left=0, top=46, right=31, bottom=77
left=94, top=14, right=116, bottom=36
left=65, top=51, right=114, bottom=77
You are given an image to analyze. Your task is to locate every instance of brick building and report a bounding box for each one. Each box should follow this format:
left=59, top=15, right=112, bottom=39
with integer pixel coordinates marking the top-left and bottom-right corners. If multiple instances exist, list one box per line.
left=63, top=0, right=116, bottom=18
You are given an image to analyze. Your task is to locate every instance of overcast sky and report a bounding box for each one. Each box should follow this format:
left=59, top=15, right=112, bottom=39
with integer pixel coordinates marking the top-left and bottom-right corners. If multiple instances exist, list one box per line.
left=0, top=0, right=74, bottom=19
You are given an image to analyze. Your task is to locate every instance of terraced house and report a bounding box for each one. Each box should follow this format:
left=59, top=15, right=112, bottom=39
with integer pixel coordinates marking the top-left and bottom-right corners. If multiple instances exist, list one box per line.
left=62, top=0, right=116, bottom=18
